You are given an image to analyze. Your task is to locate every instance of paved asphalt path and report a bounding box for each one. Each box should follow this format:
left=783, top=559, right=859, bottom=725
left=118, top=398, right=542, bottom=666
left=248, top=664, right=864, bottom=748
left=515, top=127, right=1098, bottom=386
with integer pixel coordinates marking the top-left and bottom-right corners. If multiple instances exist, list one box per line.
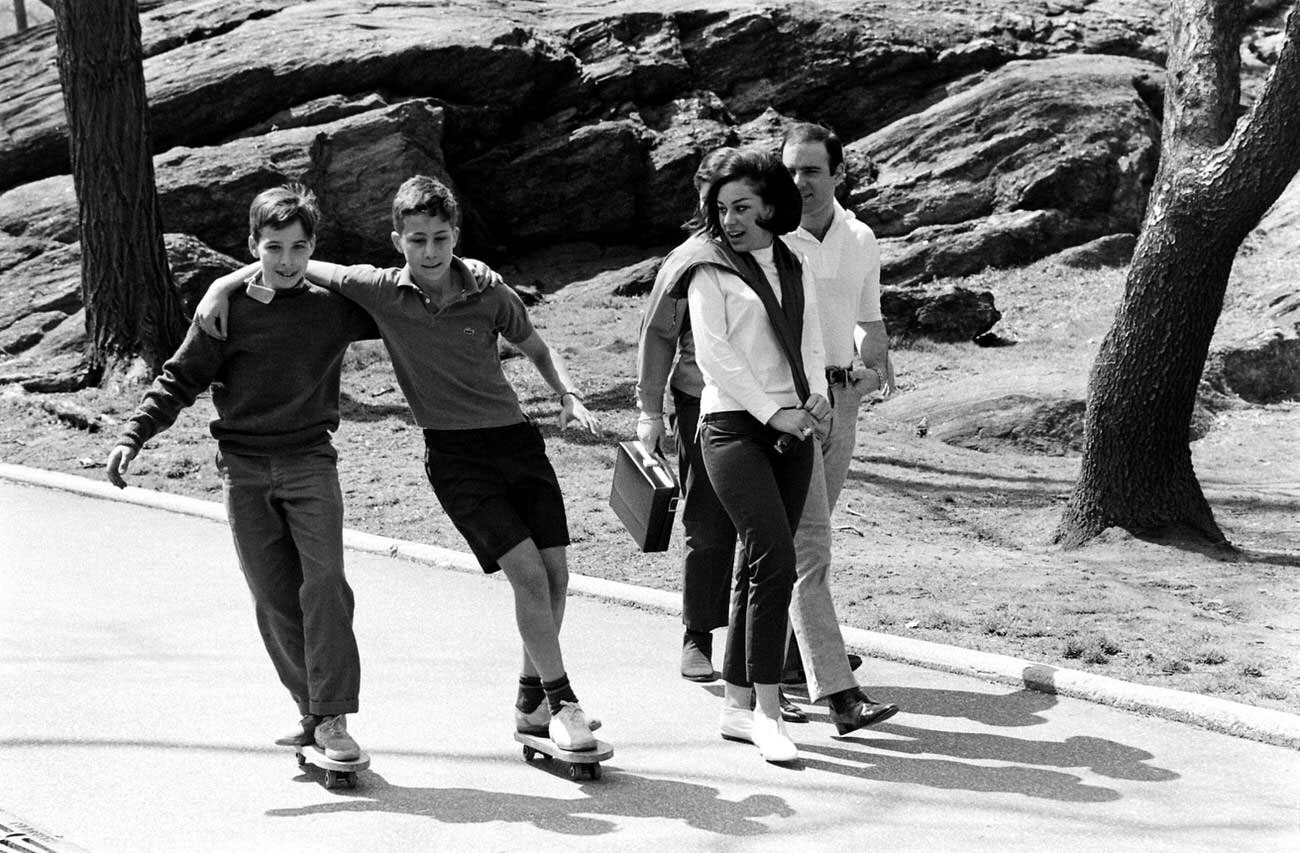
left=1, top=478, right=1298, bottom=853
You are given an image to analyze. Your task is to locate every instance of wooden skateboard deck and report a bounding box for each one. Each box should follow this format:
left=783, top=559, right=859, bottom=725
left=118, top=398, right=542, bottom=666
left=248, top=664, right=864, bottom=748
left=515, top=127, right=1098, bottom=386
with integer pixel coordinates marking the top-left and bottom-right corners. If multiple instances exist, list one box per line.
left=513, top=731, right=613, bottom=780
left=291, top=744, right=370, bottom=789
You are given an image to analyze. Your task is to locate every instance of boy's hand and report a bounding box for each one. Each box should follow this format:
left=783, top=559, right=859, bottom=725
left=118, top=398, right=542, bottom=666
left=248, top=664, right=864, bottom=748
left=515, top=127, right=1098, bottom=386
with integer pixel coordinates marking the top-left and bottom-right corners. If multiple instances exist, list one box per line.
left=462, top=258, right=505, bottom=289
left=195, top=288, right=232, bottom=340
left=106, top=445, right=138, bottom=489
left=559, top=397, right=602, bottom=437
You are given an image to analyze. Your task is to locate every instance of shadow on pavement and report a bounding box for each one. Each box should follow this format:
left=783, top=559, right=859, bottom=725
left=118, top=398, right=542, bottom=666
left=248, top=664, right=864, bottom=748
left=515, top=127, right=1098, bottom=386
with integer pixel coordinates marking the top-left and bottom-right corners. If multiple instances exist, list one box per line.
left=267, top=771, right=795, bottom=837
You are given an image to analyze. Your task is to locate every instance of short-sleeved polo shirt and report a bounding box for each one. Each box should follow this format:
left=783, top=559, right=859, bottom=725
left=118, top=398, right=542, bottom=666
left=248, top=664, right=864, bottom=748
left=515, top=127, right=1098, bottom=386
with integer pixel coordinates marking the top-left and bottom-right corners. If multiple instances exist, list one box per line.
left=329, top=259, right=535, bottom=430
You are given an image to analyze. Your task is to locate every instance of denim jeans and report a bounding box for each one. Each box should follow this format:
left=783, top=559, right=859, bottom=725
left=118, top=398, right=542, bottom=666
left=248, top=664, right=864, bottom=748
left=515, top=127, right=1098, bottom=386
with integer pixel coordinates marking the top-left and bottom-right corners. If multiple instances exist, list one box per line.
left=216, top=446, right=360, bottom=716
left=671, top=388, right=736, bottom=633
left=701, top=412, right=814, bottom=686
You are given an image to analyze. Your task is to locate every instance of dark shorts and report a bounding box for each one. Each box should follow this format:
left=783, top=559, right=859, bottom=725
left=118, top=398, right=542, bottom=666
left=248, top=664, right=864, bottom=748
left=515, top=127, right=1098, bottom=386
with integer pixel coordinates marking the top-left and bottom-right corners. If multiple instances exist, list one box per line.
left=422, top=420, right=570, bottom=573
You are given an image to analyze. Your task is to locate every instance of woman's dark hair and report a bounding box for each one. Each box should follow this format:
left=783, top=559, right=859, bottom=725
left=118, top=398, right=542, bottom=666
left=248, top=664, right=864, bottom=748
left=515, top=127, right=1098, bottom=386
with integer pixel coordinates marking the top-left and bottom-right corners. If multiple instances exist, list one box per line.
left=697, top=147, right=803, bottom=240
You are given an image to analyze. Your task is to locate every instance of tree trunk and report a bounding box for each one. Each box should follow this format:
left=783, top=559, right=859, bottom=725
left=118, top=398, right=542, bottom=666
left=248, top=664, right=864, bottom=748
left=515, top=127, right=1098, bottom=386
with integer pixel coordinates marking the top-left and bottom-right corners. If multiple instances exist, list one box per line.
left=14, top=0, right=29, bottom=32
left=51, top=0, right=182, bottom=385
left=1055, top=0, right=1300, bottom=548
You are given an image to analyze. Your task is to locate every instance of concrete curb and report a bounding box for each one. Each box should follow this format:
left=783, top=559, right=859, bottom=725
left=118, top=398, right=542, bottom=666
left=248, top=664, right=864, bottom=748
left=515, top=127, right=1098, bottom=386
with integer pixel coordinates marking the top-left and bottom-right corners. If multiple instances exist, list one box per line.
left=4, top=461, right=1298, bottom=751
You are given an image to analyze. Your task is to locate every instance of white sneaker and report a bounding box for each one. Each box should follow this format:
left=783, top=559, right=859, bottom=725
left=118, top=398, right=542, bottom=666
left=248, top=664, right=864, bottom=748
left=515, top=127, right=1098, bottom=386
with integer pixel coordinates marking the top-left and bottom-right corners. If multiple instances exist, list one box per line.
left=516, top=703, right=603, bottom=735
left=751, top=713, right=798, bottom=762
left=719, top=706, right=753, bottom=743
left=548, top=701, right=597, bottom=751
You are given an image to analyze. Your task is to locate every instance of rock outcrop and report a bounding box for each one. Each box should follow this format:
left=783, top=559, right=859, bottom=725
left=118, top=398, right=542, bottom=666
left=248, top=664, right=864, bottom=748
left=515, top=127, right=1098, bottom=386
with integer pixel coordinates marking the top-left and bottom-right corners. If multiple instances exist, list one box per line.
left=0, top=0, right=1295, bottom=418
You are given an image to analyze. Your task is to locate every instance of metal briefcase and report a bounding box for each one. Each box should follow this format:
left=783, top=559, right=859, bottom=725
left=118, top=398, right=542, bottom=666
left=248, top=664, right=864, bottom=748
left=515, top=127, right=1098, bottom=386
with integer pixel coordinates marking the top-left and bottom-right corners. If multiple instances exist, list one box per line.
left=609, top=440, right=680, bottom=552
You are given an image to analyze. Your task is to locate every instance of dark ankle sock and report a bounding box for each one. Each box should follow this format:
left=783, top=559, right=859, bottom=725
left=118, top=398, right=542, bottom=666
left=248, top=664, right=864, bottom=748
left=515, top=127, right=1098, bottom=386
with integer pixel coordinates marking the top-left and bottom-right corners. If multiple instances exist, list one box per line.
left=516, top=675, right=545, bottom=713
left=542, top=675, right=579, bottom=715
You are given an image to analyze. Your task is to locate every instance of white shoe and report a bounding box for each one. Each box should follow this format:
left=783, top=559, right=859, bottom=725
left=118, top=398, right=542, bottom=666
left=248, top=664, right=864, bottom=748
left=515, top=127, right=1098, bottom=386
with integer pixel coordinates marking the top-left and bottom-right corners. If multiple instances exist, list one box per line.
left=548, top=701, right=597, bottom=751
left=516, top=703, right=602, bottom=735
left=719, top=706, right=753, bottom=743
left=751, top=712, right=798, bottom=762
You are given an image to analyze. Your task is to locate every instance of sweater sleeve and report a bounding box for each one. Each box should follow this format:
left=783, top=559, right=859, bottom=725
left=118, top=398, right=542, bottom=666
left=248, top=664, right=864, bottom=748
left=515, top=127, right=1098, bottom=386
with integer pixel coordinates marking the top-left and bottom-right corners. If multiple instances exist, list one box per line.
left=117, top=323, right=222, bottom=449
left=635, top=261, right=687, bottom=413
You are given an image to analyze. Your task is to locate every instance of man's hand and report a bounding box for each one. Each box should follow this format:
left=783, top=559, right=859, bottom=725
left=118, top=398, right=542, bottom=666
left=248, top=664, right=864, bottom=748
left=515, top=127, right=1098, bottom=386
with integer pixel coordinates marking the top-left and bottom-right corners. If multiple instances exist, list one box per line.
left=106, top=445, right=138, bottom=489
left=637, top=411, right=667, bottom=455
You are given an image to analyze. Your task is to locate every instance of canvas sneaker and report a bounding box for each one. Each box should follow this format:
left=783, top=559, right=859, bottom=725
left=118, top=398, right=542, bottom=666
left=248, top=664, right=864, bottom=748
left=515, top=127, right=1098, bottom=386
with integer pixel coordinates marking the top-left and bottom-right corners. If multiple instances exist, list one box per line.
left=751, top=712, right=798, bottom=763
left=719, top=705, right=753, bottom=743
left=547, top=702, right=597, bottom=751
left=313, top=713, right=361, bottom=762
left=515, top=703, right=602, bottom=736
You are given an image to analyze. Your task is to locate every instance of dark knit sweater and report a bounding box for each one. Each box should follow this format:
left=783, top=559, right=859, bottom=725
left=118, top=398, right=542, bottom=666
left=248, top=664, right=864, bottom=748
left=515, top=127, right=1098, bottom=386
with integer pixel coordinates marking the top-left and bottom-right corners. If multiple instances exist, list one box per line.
left=119, top=283, right=377, bottom=456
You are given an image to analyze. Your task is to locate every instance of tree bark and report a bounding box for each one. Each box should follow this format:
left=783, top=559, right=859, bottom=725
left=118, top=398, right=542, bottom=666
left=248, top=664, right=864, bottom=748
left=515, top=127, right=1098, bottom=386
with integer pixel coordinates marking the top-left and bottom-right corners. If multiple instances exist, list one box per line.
left=1054, top=0, right=1300, bottom=549
left=14, top=0, right=28, bottom=32
left=51, top=0, right=182, bottom=385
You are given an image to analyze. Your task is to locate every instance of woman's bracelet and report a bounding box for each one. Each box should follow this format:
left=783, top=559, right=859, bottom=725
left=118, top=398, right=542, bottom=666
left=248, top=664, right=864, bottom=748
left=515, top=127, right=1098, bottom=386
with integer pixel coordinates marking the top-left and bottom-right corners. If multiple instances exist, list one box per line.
left=637, top=412, right=663, bottom=423
left=560, top=390, right=584, bottom=404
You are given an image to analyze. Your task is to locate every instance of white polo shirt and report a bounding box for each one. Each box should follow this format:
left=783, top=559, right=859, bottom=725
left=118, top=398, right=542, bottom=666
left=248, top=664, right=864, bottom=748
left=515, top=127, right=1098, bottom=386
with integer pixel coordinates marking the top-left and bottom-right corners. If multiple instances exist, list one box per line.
left=686, top=242, right=828, bottom=426
left=783, top=201, right=882, bottom=368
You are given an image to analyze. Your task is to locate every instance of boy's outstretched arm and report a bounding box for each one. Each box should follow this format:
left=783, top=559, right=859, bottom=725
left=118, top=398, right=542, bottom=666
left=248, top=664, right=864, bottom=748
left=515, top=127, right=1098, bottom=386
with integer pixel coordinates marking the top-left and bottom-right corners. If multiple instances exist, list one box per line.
left=515, top=330, right=602, bottom=436
left=195, top=262, right=258, bottom=339
left=106, top=445, right=138, bottom=488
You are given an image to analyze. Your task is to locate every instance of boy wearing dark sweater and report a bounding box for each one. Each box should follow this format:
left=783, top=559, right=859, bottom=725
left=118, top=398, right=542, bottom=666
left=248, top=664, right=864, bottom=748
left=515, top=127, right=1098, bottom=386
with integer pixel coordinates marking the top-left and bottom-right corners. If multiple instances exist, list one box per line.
left=106, top=185, right=377, bottom=760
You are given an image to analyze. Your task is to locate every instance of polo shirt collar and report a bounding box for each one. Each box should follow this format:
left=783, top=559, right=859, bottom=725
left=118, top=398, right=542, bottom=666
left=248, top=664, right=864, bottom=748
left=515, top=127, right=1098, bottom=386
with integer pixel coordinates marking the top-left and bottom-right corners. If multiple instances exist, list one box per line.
left=397, top=257, right=484, bottom=308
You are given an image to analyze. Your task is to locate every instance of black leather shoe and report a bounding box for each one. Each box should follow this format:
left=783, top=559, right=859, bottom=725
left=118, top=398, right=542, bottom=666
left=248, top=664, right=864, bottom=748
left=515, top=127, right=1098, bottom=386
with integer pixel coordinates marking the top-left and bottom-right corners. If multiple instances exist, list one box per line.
left=847, top=653, right=863, bottom=671
left=828, top=689, right=898, bottom=735
left=779, top=689, right=808, bottom=723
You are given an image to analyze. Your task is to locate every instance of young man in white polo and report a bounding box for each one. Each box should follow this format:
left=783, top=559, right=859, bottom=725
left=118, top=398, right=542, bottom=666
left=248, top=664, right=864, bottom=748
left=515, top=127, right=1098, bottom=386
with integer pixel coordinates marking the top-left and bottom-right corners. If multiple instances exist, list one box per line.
left=780, top=122, right=899, bottom=734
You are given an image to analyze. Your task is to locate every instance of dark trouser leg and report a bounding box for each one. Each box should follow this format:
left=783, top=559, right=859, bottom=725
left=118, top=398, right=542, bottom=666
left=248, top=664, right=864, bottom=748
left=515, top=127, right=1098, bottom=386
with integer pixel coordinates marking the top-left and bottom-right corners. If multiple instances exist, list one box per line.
left=701, top=414, right=814, bottom=686
left=673, top=388, right=736, bottom=633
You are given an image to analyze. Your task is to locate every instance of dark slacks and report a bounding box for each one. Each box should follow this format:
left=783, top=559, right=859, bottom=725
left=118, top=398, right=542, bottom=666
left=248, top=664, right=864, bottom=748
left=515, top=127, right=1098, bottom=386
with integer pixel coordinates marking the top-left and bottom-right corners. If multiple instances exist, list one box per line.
left=671, top=388, right=737, bottom=633
left=701, top=411, right=814, bottom=686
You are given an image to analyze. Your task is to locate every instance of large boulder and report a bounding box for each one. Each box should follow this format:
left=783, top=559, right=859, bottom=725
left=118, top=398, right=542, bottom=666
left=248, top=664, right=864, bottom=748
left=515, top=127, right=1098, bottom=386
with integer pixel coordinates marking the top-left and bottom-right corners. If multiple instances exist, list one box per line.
left=0, top=98, right=454, bottom=264
left=849, top=54, right=1160, bottom=285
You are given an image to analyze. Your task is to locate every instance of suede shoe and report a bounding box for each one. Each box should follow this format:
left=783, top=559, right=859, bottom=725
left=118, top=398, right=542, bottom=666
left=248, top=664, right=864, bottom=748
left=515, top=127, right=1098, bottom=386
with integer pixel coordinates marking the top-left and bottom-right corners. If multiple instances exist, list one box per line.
left=515, top=703, right=602, bottom=736
left=829, top=688, right=899, bottom=735
left=274, top=714, right=319, bottom=748
left=548, top=702, right=597, bottom=751
left=681, top=630, right=716, bottom=682
left=751, top=713, right=798, bottom=762
left=314, top=714, right=361, bottom=761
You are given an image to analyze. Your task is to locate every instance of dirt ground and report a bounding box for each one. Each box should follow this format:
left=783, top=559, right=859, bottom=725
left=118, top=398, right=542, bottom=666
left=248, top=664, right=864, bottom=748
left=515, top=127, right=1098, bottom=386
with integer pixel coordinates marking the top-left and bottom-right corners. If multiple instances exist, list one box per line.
left=1, top=250, right=1297, bottom=715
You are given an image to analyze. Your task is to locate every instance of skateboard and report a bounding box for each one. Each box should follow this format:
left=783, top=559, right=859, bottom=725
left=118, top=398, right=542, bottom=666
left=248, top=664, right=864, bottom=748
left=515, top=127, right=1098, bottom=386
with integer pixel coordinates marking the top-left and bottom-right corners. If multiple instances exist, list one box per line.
left=513, top=731, right=613, bottom=780
left=291, top=744, right=370, bottom=789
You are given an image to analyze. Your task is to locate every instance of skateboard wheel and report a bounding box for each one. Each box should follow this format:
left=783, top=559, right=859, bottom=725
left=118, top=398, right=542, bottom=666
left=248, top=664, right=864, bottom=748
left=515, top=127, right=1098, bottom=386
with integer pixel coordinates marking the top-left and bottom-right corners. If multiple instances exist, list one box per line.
left=295, top=752, right=307, bottom=767
left=344, top=772, right=357, bottom=789
left=523, top=745, right=537, bottom=762
left=567, top=763, right=580, bottom=781
left=590, top=763, right=602, bottom=780
left=325, top=770, right=341, bottom=789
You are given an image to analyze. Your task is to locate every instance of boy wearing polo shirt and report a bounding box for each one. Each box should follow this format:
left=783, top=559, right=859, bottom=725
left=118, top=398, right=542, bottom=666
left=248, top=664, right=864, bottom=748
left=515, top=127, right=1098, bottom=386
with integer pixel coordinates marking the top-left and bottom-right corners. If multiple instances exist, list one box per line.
left=107, top=184, right=377, bottom=761
left=198, top=175, right=605, bottom=751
